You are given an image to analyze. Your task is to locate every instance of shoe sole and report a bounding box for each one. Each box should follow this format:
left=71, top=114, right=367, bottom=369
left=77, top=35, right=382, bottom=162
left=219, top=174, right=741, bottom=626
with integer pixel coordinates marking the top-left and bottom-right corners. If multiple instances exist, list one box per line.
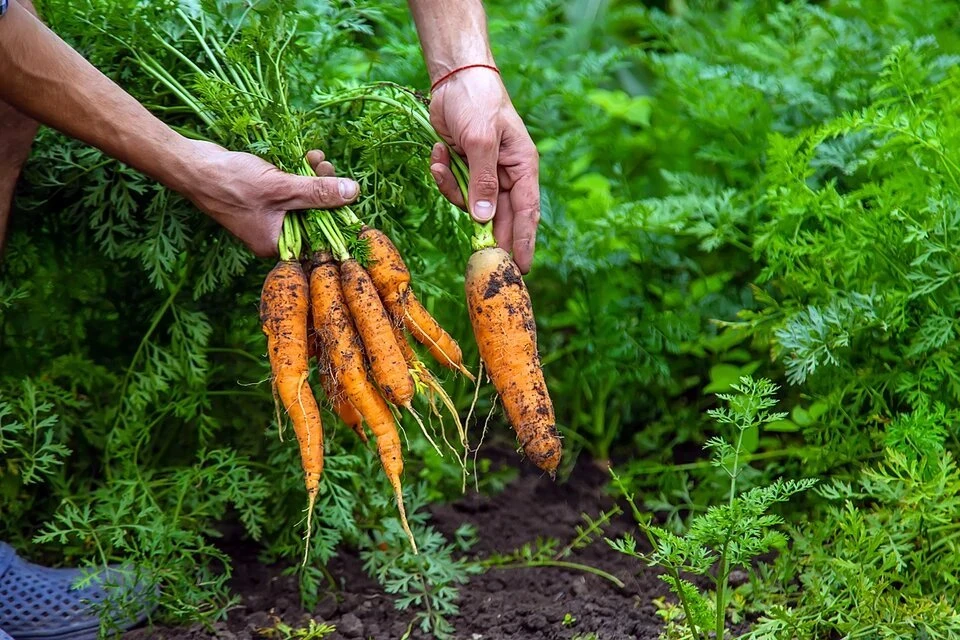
left=7, top=612, right=148, bottom=640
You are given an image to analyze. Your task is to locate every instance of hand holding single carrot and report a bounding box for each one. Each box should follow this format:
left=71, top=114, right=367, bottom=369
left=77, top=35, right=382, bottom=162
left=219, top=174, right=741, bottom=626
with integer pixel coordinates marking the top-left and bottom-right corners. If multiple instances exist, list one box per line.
left=427, top=70, right=541, bottom=275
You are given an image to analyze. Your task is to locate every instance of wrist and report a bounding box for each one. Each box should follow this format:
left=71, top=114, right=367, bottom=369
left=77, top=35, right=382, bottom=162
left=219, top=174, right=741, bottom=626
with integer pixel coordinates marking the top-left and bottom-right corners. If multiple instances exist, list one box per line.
left=427, top=50, right=496, bottom=83
left=154, top=136, right=213, bottom=199
left=430, top=63, right=500, bottom=93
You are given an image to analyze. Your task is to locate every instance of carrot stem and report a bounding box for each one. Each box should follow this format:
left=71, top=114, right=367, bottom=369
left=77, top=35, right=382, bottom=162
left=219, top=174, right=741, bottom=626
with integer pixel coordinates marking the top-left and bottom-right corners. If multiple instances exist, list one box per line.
left=312, top=87, right=494, bottom=249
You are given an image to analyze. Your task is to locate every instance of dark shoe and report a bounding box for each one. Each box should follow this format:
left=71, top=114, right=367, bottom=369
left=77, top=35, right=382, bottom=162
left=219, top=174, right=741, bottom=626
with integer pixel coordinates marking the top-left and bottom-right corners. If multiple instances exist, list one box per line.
left=0, top=543, right=153, bottom=639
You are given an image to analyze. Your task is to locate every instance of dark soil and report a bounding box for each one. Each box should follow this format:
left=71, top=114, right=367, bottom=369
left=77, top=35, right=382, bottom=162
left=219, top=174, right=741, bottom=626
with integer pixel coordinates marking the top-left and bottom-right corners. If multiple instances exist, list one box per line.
left=126, top=451, right=670, bottom=640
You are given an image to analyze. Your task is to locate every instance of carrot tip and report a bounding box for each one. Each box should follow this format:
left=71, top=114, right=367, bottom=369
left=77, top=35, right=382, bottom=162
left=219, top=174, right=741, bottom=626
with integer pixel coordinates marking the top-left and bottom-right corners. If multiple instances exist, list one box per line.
left=391, top=477, right=418, bottom=555
left=302, top=490, right=318, bottom=567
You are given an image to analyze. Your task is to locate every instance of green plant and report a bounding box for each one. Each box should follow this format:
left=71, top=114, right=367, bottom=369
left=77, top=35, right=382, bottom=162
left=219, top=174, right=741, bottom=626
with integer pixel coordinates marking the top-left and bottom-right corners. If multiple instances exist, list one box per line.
left=610, top=378, right=815, bottom=640
left=362, top=518, right=480, bottom=640
left=480, top=507, right=625, bottom=588
left=562, top=612, right=577, bottom=628
left=259, top=618, right=336, bottom=640
left=2, top=0, right=480, bottom=634
left=747, top=411, right=960, bottom=638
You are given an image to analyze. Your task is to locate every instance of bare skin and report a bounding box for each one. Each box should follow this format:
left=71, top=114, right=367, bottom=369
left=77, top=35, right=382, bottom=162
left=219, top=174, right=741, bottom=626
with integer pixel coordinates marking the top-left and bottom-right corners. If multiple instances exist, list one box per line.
left=0, top=0, right=39, bottom=254
left=0, top=0, right=358, bottom=258
left=1, top=0, right=541, bottom=272
left=408, top=0, right=541, bottom=273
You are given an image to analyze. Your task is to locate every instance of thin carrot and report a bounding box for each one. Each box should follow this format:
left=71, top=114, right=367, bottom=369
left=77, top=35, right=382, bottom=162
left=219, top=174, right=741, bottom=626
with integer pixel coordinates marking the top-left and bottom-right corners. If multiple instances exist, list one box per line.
left=465, top=247, right=561, bottom=476
left=309, top=277, right=367, bottom=443
left=361, top=226, right=473, bottom=380
left=340, top=258, right=415, bottom=408
left=318, top=369, right=367, bottom=443
left=310, top=252, right=417, bottom=552
left=391, top=318, right=418, bottom=366
left=360, top=225, right=410, bottom=306
left=260, top=259, right=324, bottom=557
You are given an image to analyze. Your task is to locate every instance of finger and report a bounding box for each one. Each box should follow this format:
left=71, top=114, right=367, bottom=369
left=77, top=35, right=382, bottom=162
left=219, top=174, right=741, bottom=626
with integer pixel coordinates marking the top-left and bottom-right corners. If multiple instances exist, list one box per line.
left=276, top=175, right=359, bottom=211
left=249, top=212, right=285, bottom=258
left=306, top=150, right=336, bottom=177
left=313, top=161, right=336, bottom=177
left=430, top=143, right=465, bottom=208
left=510, top=175, right=541, bottom=274
left=493, top=190, right=513, bottom=253
left=463, top=129, right=502, bottom=223
left=431, top=163, right=465, bottom=208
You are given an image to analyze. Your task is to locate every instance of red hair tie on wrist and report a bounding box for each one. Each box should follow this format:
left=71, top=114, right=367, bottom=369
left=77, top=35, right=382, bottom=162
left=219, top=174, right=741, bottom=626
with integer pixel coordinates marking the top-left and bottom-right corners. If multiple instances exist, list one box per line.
left=430, top=64, right=501, bottom=93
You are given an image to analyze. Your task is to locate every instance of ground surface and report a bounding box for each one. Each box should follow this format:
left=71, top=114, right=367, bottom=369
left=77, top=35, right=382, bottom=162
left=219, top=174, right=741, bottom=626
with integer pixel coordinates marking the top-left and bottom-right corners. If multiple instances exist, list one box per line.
left=125, top=452, right=669, bottom=640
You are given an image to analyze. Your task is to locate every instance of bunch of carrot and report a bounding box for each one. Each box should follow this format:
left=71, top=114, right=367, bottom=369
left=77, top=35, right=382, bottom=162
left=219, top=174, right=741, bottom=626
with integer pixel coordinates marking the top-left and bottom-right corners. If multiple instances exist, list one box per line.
left=129, top=12, right=475, bottom=556
left=130, top=10, right=562, bottom=560
left=262, top=203, right=474, bottom=556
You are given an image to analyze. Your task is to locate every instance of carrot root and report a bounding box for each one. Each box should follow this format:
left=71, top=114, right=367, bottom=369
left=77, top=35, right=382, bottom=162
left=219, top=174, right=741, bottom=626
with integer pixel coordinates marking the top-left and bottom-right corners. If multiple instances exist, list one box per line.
left=465, top=248, right=561, bottom=476
left=341, top=258, right=415, bottom=407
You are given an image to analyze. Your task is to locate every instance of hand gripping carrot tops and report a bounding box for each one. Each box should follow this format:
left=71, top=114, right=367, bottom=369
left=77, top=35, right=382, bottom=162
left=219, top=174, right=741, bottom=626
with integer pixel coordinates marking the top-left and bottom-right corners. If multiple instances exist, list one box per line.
left=130, top=8, right=557, bottom=559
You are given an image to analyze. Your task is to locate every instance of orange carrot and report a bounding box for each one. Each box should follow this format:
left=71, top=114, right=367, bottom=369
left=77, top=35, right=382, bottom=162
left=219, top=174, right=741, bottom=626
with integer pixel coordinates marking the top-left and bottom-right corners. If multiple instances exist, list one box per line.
left=318, top=368, right=367, bottom=443
left=339, top=258, right=415, bottom=408
left=465, top=247, right=561, bottom=476
left=361, top=226, right=472, bottom=379
left=260, top=260, right=324, bottom=551
left=397, top=295, right=473, bottom=381
left=391, top=318, right=417, bottom=366
left=310, top=252, right=417, bottom=552
left=360, top=226, right=410, bottom=306
left=309, top=276, right=367, bottom=443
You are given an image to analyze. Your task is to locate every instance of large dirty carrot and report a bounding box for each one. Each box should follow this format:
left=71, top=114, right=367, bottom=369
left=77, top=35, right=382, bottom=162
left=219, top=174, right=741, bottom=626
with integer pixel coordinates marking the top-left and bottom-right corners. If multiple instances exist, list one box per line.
left=310, top=252, right=417, bottom=553
left=465, top=247, right=561, bottom=476
left=339, top=258, right=415, bottom=408
left=360, top=226, right=473, bottom=380
left=260, top=259, right=324, bottom=553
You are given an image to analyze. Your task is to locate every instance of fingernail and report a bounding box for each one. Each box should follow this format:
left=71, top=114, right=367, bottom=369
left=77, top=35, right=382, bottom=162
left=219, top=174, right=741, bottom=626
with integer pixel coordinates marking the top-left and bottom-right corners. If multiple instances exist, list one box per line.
left=339, top=179, right=358, bottom=199
left=474, top=200, right=495, bottom=221
left=431, top=168, right=443, bottom=185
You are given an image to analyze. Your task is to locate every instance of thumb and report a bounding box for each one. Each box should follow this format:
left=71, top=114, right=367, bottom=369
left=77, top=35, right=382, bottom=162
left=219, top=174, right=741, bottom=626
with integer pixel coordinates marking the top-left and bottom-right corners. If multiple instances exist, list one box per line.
left=275, top=174, right=359, bottom=211
left=465, top=131, right=502, bottom=223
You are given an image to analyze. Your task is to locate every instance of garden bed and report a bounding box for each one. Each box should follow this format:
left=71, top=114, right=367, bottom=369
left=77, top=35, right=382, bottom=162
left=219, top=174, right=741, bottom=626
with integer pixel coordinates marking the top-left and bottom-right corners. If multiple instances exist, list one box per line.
left=126, top=453, right=668, bottom=640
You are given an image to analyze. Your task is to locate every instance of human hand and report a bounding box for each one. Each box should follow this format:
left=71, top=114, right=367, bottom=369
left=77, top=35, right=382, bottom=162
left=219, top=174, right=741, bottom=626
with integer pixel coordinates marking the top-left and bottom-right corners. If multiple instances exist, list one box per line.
left=177, top=141, right=355, bottom=257
left=428, top=68, right=540, bottom=274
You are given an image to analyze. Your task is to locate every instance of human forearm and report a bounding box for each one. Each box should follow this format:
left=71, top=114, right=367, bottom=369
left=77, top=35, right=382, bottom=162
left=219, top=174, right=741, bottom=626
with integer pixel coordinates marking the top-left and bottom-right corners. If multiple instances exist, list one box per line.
left=0, top=0, right=194, bottom=194
left=407, top=0, right=495, bottom=82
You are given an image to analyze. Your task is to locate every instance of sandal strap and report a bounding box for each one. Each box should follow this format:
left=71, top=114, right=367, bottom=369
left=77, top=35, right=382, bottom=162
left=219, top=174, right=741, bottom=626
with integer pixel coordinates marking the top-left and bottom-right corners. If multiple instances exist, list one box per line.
left=0, top=544, right=15, bottom=580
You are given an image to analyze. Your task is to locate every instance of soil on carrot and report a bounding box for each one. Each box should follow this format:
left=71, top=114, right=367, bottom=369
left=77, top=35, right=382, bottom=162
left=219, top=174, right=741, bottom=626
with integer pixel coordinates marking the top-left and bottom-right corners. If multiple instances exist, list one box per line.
left=125, top=448, right=671, bottom=640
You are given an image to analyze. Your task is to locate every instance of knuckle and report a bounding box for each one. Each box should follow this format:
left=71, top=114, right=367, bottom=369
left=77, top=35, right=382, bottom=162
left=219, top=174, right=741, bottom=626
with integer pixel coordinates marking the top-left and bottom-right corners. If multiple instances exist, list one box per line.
left=517, top=206, right=541, bottom=225
left=311, top=179, right=335, bottom=204
left=462, top=129, right=496, bottom=152
left=473, top=172, right=499, bottom=195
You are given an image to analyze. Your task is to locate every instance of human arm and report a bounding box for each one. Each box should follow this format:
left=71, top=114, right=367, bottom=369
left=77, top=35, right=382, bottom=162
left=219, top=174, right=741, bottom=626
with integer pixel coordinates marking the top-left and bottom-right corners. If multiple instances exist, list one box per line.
left=0, top=0, right=355, bottom=257
left=0, top=0, right=39, bottom=254
left=407, top=0, right=541, bottom=273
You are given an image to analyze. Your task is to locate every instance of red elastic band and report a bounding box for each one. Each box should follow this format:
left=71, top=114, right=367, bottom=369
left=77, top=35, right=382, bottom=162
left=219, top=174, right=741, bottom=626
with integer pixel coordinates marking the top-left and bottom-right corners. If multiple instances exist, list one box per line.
left=430, top=63, right=501, bottom=93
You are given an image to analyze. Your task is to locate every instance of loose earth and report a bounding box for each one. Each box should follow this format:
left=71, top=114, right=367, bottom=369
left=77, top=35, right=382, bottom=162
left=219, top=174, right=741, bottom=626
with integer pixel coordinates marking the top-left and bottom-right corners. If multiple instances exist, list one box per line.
left=126, top=449, right=669, bottom=640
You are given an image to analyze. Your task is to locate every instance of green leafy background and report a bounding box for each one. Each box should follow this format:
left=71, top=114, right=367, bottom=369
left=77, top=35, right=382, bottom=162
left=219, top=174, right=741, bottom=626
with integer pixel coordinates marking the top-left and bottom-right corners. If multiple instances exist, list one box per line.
left=4, top=0, right=960, bottom=637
